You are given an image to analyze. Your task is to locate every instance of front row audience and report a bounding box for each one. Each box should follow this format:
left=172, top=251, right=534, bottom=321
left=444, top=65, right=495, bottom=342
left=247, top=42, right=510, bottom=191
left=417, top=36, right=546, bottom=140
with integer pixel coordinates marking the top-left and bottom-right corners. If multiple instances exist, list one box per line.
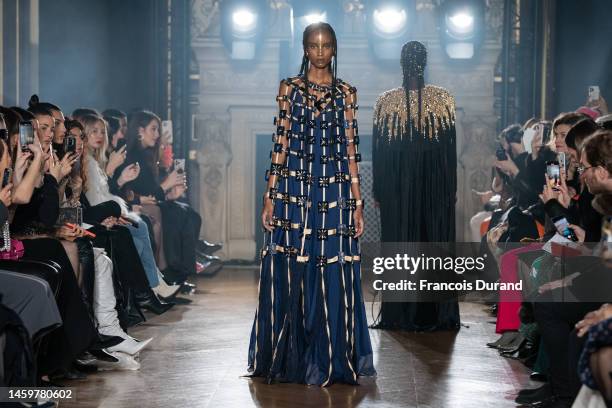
left=475, top=95, right=612, bottom=407
left=0, top=96, right=222, bottom=403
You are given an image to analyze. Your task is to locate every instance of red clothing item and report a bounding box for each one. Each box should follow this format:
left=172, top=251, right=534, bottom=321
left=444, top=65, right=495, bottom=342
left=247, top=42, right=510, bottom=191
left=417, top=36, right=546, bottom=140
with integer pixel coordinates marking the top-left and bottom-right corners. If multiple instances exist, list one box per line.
left=496, top=243, right=544, bottom=333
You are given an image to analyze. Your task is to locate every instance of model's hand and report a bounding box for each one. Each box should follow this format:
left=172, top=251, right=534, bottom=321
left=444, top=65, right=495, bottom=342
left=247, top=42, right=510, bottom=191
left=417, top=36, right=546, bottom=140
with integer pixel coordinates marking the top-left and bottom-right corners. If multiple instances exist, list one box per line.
left=353, top=208, right=364, bottom=238
left=261, top=197, right=274, bottom=232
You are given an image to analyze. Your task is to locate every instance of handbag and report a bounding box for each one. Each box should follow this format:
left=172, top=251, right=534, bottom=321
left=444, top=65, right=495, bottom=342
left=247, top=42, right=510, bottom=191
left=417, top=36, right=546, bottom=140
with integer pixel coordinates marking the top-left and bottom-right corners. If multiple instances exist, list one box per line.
left=0, top=222, right=24, bottom=260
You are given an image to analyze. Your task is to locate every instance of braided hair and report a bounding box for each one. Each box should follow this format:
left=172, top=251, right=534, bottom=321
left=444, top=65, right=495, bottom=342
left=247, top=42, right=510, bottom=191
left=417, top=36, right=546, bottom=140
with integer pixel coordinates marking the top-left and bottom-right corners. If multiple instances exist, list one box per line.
left=400, top=41, right=427, bottom=134
left=298, top=22, right=338, bottom=104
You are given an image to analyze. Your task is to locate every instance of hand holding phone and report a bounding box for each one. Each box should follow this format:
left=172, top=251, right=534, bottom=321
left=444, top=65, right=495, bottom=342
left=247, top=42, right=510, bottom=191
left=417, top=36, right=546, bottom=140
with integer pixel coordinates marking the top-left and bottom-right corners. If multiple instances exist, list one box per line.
left=546, top=161, right=560, bottom=188
left=19, top=121, right=35, bottom=151
left=495, top=144, right=508, bottom=161
left=588, top=86, right=600, bottom=103
left=64, top=135, right=77, bottom=155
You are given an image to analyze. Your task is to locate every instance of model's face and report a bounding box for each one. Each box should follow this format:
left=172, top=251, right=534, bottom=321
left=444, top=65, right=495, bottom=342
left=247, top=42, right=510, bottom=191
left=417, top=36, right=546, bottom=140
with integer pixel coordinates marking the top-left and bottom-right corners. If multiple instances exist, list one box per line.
left=51, top=109, right=66, bottom=144
left=86, top=121, right=105, bottom=150
left=139, top=119, right=159, bottom=148
left=37, top=115, right=55, bottom=150
left=304, top=29, right=334, bottom=71
left=554, top=124, right=571, bottom=152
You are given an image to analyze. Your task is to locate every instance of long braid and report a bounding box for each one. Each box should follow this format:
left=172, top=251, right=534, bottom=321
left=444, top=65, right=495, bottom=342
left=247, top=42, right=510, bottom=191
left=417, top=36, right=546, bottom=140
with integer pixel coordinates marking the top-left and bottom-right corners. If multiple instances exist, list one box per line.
left=400, top=41, right=427, bottom=137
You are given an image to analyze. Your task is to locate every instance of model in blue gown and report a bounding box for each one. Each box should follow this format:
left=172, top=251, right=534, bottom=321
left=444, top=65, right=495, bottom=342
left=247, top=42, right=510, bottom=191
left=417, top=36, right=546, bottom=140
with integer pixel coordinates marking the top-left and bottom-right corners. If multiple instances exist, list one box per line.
left=247, top=66, right=376, bottom=385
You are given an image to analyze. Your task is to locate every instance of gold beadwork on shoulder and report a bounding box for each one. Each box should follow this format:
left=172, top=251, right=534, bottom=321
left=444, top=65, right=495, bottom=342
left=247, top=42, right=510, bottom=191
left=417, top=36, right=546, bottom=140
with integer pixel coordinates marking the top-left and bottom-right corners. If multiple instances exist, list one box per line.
left=374, top=85, right=455, bottom=141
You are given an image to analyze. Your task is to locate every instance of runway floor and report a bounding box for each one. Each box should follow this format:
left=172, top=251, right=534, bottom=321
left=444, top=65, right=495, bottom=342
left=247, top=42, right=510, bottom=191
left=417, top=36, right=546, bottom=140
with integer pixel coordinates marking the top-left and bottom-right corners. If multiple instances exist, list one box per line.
left=60, top=267, right=536, bottom=408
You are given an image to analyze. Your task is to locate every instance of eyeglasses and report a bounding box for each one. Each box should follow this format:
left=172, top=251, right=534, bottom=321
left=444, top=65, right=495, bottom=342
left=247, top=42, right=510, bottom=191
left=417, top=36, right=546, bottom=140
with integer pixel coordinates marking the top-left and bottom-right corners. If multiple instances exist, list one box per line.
left=577, top=165, right=595, bottom=175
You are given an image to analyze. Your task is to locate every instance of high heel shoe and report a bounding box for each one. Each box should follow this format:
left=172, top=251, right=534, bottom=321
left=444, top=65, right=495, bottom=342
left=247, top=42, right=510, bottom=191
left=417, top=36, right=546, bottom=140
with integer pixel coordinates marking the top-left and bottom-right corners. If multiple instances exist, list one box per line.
left=135, top=291, right=174, bottom=315
left=107, top=337, right=153, bottom=356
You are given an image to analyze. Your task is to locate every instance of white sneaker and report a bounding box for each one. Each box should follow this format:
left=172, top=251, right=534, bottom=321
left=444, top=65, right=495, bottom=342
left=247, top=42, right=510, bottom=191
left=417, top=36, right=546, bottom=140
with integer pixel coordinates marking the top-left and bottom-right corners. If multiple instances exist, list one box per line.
left=107, top=336, right=153, bottom=356
left=97, top=351, right=141, bottom=371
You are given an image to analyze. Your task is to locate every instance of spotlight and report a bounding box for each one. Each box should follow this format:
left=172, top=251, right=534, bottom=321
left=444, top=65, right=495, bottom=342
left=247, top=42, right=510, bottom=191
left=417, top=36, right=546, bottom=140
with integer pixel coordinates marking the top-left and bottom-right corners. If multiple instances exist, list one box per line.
left=438, top=0, right=484, bottom=61
left=220, top=0, right=267, bottom=61
left=373, top=7, right=407, bottom=36
left=303, top=12, right=327, bottom=24
left=232, top=9, right=258, bottom=34
left=367, top=0, right=415, bottom=61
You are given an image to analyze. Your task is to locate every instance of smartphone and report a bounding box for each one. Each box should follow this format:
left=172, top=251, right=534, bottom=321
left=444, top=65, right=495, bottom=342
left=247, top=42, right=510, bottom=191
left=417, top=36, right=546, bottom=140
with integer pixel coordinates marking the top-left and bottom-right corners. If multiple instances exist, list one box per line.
left=19, top=121, right=35, bottom=151
left=1, top=168, right=11, bottom=188
left=588, top=86, right=600, bottom=102
left=546, top=160, right=560, bottom=179
left=0, top=129, right=8, bottom=142
left=161, top=120, right=173, bottom=143
left=557, top=152, right=567, bottom=173
left=495, top=144, right=508, bottom=161
left=115, top=138, right=127, bottom=150
left=552, top=216, right=578, bottom=242
left=64, top=135, right=77, bottom=155
left=174, top=158, right=185, bottom=174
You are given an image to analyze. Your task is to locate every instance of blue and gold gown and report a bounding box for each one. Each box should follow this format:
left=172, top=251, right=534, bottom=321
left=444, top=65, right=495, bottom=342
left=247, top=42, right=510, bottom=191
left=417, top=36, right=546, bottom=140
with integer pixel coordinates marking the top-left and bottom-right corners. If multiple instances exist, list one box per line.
left=248, top=76, right=376, bottom=386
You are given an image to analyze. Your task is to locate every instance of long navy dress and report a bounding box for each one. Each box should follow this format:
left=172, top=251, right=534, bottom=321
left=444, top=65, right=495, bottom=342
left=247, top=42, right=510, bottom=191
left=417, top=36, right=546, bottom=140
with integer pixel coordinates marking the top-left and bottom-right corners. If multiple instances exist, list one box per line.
left=248, top=76, right=376, bottom=386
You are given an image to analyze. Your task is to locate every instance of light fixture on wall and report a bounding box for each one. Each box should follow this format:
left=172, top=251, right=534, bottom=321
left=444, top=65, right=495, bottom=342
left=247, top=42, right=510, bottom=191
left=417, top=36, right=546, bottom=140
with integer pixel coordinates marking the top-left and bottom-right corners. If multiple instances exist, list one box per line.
left=367, top=0, right=416, bottom=62
left=220, top=0, right=267, bottom=61
left=438, top=0, right=485, bottom=61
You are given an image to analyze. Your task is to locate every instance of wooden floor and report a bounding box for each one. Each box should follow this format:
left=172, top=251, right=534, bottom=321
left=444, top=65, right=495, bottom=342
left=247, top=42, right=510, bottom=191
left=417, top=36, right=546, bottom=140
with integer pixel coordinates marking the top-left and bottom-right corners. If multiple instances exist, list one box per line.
left=60, top=267, right=536, bottom=408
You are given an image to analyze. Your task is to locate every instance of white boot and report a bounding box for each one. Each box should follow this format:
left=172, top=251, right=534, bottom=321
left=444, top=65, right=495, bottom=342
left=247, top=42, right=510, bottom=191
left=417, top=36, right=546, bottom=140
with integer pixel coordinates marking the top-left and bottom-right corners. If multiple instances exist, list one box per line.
left=93, top=247, right=153, bottom=356
left=153, top=268, right=181, bottom=298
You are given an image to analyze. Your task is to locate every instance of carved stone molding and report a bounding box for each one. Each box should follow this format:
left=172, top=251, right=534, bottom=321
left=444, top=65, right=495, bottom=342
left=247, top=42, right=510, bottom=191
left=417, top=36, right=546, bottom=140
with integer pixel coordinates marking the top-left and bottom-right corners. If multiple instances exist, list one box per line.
left=191, top=0, right=220, bottom=39
left=195, top=115, right=233, bottom=253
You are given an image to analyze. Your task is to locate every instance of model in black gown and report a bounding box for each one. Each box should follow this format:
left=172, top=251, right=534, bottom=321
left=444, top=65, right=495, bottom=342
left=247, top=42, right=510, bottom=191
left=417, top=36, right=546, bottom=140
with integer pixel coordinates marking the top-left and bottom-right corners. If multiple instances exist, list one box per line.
left=371, top=41, right=460, bottom=331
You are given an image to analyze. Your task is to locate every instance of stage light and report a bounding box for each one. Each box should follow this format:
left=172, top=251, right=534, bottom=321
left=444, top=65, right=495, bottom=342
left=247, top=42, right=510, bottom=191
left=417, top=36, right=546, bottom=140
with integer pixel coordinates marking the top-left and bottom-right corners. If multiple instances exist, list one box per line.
left=372, top=7, right=407, bottom=36
left=367, top=0, right=415, bottom=62
left=303, top=12, right=327, bottom=24
left=232, top=9, right=258, bottom=33
left=447, top=12, right=474, bottom=35
left=438, top=0, right=484, bottom=61
left=220, top=0, right=267, bottom=61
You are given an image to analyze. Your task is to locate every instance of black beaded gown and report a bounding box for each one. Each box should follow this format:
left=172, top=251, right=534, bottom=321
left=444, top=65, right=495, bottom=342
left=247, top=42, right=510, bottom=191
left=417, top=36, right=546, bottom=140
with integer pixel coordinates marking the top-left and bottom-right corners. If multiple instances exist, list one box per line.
left=371, top=84, right=461, bottom=331
left=248, top=76, right=376, bottom=385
